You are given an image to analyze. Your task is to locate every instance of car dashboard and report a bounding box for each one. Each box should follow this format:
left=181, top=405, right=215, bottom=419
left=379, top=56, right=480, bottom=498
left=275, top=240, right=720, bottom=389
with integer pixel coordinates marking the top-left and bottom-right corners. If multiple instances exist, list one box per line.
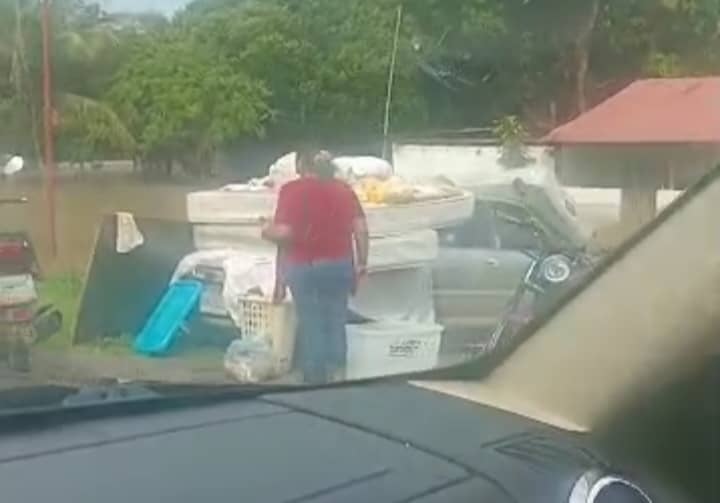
left=0, top=383, right=681, bottom=502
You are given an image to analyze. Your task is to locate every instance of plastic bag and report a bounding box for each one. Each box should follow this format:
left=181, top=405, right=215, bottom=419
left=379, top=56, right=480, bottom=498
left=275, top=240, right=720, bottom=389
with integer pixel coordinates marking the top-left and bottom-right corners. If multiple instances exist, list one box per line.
left=223, top=336, right=279, bottom=383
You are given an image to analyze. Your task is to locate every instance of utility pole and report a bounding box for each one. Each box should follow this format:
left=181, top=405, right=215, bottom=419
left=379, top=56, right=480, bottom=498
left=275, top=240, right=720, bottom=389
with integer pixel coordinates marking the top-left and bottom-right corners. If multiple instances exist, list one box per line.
left=382, top=4, right=403, bottom=161
left=41, top=0, right=58, bottom=258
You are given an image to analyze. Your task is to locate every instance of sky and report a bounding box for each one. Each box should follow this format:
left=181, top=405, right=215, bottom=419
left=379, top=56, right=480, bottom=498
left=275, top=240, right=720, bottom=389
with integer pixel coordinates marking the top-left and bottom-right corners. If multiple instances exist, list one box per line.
left=101, top=0, right=191, bottom=15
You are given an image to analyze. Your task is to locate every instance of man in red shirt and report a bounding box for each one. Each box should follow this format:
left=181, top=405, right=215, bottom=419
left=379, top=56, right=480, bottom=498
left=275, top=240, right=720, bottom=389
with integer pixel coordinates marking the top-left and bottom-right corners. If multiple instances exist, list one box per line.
left=262, top=148, right=369, bottom=383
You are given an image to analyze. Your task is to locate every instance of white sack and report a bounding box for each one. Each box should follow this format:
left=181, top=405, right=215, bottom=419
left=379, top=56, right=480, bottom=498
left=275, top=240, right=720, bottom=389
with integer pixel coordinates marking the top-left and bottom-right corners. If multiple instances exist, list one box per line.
left=267, top=152, right=298, bottom=188
left=222, top=255, right=279, bottom=328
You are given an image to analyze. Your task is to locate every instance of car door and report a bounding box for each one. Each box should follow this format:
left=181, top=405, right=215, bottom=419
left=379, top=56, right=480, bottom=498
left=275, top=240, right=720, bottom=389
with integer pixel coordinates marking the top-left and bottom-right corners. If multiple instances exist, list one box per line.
left=433, top=201, right=506, bottom=335
left=433, top=200, right=536, bottom=337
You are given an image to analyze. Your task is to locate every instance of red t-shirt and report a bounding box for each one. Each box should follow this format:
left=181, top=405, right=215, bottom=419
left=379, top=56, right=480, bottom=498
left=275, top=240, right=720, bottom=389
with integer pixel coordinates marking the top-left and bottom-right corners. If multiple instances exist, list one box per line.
left=274, top=177, right=365, bottom=265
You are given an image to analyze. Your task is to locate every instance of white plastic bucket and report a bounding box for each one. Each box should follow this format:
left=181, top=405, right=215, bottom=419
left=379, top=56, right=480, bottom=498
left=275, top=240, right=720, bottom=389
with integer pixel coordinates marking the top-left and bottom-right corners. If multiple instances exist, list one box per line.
left=346, top=321, right=442, bottom=379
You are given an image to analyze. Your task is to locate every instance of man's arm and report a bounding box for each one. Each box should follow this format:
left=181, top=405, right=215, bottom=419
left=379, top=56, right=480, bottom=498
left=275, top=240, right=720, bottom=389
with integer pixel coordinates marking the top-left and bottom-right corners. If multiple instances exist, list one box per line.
left=261, top=221, right=292, bottom=245
left=261, top=185, right=293, bottom=245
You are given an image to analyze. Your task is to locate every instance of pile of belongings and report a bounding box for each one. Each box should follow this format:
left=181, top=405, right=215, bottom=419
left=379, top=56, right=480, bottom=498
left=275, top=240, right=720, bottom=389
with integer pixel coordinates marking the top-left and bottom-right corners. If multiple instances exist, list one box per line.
left=181, top=152, right=476, bottom=382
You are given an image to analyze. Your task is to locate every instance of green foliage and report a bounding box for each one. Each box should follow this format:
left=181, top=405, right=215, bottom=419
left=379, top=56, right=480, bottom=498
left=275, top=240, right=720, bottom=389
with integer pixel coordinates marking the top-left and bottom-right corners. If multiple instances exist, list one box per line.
left=107, top=31, right=270, bottom=165
left=183, top=0, right=429, bottom=138
left=37, top=272, right=83, bottom=349
left=2, top=0, right=720, bottom=168
left=493, top=115, right=530, bottom=168
left=57, top=94, right=136, bottom=162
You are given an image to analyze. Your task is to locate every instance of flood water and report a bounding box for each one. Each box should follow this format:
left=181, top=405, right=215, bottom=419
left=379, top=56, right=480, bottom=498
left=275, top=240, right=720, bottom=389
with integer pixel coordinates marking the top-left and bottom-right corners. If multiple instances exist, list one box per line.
left=0, top=171, right=212, bottom=274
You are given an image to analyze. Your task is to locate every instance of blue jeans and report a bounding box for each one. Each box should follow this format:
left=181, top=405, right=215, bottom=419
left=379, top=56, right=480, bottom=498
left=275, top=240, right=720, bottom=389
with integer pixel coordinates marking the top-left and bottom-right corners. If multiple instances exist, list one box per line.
left=285, top=259, right=354, bottom=383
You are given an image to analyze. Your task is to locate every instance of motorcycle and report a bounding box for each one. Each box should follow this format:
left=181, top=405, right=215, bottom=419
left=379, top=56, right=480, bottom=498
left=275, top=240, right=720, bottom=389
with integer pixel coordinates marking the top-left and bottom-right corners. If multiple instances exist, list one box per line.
left=483, top=212, right=595, bottom=359
left=0, top=196, right=62, bottom=372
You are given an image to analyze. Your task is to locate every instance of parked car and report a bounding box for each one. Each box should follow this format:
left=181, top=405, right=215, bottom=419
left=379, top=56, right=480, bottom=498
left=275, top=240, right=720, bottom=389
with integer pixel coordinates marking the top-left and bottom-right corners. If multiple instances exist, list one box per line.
left=432, top=178, right=595, bottom=349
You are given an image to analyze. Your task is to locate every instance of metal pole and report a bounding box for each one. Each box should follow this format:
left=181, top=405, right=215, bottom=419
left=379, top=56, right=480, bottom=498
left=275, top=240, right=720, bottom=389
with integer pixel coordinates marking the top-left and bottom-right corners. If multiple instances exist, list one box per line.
left=382, top=4, right=403, bottom=161
left=41, top=0, right=57, bottom=257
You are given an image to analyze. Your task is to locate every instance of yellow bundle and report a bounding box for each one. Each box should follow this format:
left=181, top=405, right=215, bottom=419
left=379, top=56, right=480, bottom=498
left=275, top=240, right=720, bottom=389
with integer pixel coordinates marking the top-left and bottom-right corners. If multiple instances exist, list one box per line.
left=355, top=177, right=387, bottom=204
left=353, top=176, right=420, bottom=205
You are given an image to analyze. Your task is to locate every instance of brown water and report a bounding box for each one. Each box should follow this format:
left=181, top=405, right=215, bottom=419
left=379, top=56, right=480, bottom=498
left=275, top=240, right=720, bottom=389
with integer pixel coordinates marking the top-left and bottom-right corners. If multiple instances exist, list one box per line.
left=0, top=173, right=209, bottom=274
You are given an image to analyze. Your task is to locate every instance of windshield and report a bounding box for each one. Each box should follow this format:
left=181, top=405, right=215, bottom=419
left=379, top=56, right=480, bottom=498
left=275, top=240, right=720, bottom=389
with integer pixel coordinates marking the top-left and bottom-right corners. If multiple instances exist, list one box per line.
left=0, top=0, right=716, bottom=400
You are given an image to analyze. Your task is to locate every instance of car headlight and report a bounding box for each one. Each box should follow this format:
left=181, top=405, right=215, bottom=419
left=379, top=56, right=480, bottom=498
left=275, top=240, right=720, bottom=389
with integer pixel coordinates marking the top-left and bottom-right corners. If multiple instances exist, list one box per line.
left=569, top=470, right=653, bottom=503
left=540, top=254, right=572, bottom=283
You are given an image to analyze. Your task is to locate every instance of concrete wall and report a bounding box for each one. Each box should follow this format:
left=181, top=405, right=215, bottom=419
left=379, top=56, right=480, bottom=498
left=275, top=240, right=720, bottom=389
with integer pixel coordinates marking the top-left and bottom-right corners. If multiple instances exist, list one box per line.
left=390, top=142, right=720, bottom=241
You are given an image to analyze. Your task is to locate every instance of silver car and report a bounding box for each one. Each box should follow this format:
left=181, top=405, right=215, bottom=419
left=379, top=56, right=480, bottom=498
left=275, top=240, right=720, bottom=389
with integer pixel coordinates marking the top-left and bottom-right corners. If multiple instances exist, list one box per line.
left=433, top=181, right=590, bottom=344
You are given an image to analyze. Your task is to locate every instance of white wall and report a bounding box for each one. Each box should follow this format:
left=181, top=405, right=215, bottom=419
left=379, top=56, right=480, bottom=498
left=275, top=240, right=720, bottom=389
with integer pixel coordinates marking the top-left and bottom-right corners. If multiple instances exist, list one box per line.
left=392, top=143, right=684, bottom=231
left=566, top=188, right=682, bottom=228
left=392, top=143, right=553, bottom=186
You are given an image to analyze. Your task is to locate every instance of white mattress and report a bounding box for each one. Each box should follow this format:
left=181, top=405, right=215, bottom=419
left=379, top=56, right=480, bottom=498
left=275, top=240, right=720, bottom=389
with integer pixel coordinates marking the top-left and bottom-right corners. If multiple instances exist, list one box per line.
left=192, top=226, right=439, bottom=271
left=186, top=188, right=473, bottom=236
left=192, top=224, right=267, bottom=251
left=187, top=189, right=276, bottom=225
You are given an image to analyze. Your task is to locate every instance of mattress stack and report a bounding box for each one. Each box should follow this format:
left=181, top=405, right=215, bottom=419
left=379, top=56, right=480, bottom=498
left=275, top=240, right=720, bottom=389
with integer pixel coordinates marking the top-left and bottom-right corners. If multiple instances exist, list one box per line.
left=186, top=184, right=474, bottom=271
left=184, top=174, right=475, bottom=379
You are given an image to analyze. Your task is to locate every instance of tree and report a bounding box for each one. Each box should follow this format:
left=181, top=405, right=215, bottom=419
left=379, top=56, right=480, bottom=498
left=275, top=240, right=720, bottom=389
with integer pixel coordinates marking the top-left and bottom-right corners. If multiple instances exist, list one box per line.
left=3, top=0, right=720, bottom=172
left=182, top=0, right=429, bottom=141
left=107, top=30, right=270, bottom=176
left=0, top=0, right=146, bottom=165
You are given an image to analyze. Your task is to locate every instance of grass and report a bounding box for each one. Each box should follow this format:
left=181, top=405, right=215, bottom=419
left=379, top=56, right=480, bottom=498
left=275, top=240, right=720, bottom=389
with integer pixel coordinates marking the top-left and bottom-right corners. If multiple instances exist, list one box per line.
left=37, top=272, right=84, bottom=350
left=35, top=272, right=227, bottom=365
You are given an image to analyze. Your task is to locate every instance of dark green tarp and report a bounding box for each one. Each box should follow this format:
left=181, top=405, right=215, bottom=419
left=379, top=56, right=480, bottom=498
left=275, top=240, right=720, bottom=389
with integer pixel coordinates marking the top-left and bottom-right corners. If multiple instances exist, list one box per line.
left=74, top=216, right=194, bottom=344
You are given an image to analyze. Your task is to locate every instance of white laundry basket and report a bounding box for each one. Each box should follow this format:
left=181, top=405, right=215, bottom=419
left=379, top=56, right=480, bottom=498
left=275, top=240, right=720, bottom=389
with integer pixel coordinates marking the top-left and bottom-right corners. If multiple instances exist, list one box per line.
left=236, top=296, right=296, bottom=374
left=346, top=321, right=443, bottom=380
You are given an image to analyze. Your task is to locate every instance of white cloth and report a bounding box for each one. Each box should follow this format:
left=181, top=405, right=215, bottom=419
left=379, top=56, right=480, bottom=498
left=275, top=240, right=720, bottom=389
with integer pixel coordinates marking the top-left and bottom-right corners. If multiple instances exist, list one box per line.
left=115, top=212, right=144, bottom=253
left=171, top=249, right=284, bottom=326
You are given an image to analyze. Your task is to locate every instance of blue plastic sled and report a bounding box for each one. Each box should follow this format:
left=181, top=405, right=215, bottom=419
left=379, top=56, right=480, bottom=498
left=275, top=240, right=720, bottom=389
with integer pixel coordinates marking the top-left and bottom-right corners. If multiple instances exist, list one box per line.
left=134, top=280, right=204, bottom=356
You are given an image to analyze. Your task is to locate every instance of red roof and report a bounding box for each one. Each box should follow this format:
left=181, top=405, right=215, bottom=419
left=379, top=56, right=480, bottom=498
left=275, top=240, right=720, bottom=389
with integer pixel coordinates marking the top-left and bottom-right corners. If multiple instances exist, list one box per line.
left=544, top=77, right=720, bottom=145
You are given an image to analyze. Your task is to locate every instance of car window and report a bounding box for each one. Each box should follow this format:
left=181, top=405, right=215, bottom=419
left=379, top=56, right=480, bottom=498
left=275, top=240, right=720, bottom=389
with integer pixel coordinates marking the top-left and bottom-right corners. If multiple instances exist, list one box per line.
left=492, top=202, right=541, bottom=251
left=438, top=202, right=498, bottom=249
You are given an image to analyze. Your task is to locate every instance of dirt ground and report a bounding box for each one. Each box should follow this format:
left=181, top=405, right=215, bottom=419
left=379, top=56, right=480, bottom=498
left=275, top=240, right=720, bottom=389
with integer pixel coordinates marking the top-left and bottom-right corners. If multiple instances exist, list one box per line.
left=0, top=347, right=232, bottom=391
